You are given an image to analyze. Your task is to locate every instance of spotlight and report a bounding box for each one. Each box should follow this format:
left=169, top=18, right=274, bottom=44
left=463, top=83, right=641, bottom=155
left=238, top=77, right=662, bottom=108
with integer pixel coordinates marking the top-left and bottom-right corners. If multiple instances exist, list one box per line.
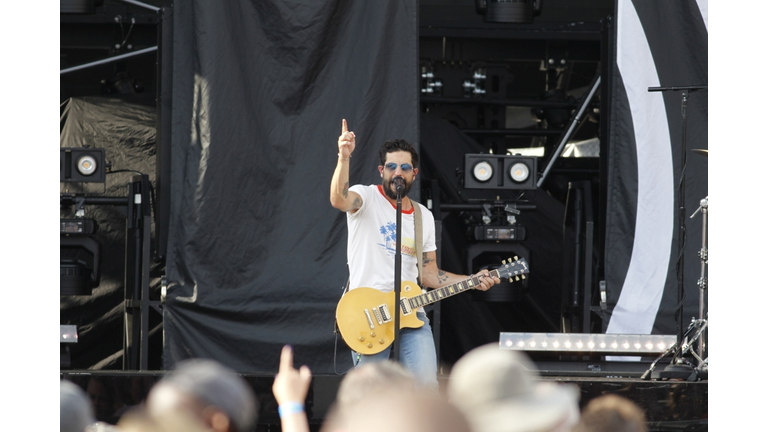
left=472, top=161, right=494, bottom=182
left=464, top=154, right=538, bottom=190
left=77, top=155, right=98, bottom=176
left=509, top=162, right=530, bottom=183
left=61, top=148, right=106, bottom=183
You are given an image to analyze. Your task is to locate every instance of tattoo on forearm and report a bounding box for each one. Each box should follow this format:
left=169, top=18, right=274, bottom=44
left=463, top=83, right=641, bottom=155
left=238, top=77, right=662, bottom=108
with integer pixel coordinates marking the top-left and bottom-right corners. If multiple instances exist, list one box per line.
left=437, top=270, right=449, bottom=283
left=422, top=253, right=434, bottom=267
left=352, top=197, right=362, bottom=209
left=343, top=181, right=349, bottom=198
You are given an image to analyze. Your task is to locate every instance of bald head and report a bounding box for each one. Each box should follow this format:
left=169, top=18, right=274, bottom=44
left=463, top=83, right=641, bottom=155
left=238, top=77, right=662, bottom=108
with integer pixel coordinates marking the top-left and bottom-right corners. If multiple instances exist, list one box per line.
left=336, top=361, right=416, bottom=406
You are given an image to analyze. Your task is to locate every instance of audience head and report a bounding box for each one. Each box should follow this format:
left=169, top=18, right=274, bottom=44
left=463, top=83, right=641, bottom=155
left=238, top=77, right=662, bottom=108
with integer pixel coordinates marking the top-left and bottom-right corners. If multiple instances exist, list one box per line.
left=335, top=360, right=417, bottom=406
left=572, top=394, right=647, bottom=432
left=323, top=361, right=418, bottom=432
left=448, top=343, right=580, bottom=432
left=145, top=358, right=258, bottom=432
left=61, top=380, right=96, bottom=432
left=324, top=386, right=471, bottom=432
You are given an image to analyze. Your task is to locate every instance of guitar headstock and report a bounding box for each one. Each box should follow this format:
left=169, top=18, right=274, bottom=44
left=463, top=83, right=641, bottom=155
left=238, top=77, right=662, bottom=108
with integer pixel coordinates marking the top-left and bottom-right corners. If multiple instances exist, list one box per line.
left=498, top=256, right=529, bottom=282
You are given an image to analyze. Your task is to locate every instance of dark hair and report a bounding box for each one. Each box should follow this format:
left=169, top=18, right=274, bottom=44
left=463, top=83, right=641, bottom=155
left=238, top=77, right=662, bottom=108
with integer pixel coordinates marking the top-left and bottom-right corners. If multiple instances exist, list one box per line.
left=379, top=139, right=419, bottom=168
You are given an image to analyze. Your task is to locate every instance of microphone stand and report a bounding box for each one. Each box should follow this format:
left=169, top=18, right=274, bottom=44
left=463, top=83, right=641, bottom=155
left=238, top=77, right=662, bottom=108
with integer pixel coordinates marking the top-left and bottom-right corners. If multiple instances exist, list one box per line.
left=392, top=183, right=404, bottom=363
left=642, top=85, right=707, bottom=380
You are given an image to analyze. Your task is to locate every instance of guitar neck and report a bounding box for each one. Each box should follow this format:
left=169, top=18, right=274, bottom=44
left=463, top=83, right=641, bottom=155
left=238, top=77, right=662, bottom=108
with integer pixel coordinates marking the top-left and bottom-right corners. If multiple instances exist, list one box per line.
left=408, top=269, right=502, bottom=308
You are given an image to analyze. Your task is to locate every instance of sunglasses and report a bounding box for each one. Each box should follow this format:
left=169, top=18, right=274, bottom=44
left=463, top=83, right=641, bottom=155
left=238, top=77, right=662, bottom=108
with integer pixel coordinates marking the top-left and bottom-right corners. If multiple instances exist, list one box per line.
left=383, top=162, right=414, bottom=172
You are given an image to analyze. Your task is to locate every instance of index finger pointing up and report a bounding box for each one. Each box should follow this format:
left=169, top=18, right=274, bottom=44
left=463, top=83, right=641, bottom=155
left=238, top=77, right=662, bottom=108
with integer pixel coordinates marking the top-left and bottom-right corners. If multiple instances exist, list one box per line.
left=279, top=345, right=294, bottom=372
left=342, top=119, right=348, bottom=134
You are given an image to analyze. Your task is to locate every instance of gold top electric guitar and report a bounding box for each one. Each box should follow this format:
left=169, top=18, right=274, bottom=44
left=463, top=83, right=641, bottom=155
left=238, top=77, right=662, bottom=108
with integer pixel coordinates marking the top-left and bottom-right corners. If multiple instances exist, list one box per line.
left=336, top=257, right=529, bottom=355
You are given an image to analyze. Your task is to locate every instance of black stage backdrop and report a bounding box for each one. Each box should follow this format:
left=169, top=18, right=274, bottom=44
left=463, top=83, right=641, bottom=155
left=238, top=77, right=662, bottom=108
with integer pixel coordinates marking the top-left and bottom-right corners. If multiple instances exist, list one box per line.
left=603, top=0, right=707, bottom=336
left=163, top=1, right=419, bottom=373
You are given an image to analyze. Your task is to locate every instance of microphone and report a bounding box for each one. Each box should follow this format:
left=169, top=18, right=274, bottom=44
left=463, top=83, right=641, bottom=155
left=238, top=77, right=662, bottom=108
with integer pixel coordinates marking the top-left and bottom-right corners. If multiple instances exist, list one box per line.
left=393, top=177, right=405, bottom=194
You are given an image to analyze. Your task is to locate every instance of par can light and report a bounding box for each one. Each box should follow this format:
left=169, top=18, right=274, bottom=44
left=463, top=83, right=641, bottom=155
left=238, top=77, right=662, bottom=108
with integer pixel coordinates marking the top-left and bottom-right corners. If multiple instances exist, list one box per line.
left=509, top=162, right=530, bottom=183
left=61, top=148, right=106, bottom=183
left=77, top=155, right=97, bottom=176
left=473, top=161, right=494, bottom=182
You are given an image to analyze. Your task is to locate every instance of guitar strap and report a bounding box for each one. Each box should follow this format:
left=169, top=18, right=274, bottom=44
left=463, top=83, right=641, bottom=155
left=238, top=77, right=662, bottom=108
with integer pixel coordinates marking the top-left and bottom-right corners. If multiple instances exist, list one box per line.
left=411, top=198, right=424, bottom=285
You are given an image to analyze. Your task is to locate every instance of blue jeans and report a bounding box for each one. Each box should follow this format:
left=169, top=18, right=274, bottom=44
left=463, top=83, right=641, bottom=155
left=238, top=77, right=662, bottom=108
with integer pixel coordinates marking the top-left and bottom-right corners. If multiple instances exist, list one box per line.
left=351, top=311, right=438, bottom=390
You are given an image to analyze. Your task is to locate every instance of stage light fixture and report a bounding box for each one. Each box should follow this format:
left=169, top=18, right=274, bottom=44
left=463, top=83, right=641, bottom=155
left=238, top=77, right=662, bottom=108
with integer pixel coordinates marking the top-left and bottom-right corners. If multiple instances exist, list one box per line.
left=60, top=325, right=78, bottom=368
left=499, top=333, right=678, bottom=354
left=509, top=162, right=529, bottom=183
left=61, top=219, right=101, bottom=296
left=77, top=155, right=97, bottom=176
left=464, top=154, right=537, bottom=190
left=61, top=148, right=106, bottom=183
left=472, top=161, right=494, bottom=182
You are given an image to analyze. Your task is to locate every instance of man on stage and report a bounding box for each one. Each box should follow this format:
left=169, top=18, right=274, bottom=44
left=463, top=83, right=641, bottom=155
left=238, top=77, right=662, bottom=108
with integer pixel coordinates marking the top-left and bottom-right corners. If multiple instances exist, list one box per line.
left=330, top=119, right=500, bottom=389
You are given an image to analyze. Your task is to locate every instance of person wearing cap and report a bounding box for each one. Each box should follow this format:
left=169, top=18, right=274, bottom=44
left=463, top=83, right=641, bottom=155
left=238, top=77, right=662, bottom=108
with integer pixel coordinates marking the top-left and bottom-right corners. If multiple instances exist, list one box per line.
left=145, top=358, right=258, bottom=432
left=448, top=343, right=580, bottom=432
left=331, top=119, right=500, bottom=389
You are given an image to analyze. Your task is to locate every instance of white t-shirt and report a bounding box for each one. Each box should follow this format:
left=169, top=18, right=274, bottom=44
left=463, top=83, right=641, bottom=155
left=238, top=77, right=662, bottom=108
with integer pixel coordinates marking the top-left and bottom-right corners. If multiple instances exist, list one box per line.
left=346, top=184, right=437, bottom=293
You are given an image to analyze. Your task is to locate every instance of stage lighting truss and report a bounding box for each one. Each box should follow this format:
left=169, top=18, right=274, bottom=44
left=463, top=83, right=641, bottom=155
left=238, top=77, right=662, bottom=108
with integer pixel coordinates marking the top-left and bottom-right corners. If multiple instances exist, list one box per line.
left=464, top=154, right=538, bottom=190
left=499, top=333, right=678, bottom=354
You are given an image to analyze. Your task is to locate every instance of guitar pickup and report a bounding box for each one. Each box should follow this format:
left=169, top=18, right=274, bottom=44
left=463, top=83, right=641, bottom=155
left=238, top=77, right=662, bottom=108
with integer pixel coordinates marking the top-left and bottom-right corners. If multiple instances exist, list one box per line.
left=378, top=304, right=392, bottom=323
left=400, top=298, right=412, bottom=315
left=372, top=308, right=383, bottom=325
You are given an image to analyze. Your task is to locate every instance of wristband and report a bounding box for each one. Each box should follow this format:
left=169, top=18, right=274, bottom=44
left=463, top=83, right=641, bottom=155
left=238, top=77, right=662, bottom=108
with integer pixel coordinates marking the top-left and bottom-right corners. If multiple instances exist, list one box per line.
left=278, top=401, right=304, bottom=418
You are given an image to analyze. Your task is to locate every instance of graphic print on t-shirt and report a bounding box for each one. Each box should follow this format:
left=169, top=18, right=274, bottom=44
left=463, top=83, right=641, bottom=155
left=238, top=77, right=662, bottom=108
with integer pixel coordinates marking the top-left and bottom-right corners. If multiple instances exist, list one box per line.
left=378, top=221, right=417, bottom=257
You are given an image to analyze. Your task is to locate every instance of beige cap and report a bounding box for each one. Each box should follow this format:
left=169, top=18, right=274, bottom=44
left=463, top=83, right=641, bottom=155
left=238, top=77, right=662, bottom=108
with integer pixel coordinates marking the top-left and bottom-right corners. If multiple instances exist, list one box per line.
left=448, top=344, right=580, bottom=432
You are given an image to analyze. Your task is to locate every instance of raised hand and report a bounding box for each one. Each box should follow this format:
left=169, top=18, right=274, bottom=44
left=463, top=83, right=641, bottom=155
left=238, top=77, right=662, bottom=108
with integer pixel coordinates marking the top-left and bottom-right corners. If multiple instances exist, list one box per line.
left=272, top=345, right=312, bottom=406
left=338, top=119, right=356, bottom=158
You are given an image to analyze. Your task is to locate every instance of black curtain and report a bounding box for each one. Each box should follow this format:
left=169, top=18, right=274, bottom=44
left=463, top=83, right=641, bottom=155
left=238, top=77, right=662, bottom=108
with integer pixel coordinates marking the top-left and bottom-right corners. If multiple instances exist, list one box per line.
left=163, top=0, right=418, bottom=373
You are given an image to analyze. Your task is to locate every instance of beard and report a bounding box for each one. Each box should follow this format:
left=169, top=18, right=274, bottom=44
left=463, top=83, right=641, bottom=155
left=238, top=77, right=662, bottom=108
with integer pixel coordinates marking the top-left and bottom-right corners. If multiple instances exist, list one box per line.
left=382, top=176, right=413, bottom=200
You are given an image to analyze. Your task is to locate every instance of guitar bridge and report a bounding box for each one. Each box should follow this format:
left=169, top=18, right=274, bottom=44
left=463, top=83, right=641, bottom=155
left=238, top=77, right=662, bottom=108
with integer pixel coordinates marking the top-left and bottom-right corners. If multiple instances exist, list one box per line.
left=378, top=304, right=392, bottom=323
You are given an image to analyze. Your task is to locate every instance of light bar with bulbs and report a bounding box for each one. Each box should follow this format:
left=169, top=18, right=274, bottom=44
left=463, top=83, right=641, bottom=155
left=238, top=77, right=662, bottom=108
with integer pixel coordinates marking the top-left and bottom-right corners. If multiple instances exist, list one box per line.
left=499, top=332, right=677, bottom=354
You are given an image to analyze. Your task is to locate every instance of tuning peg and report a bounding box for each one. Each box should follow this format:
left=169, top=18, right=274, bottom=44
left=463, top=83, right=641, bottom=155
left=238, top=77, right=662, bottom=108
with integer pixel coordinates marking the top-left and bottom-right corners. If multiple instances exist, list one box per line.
left=521, top=274, right=526, bottom=280
left=508, top=278, right=513, bottom=283
left=514, top=256, right=519, bottom=261
left=502, top=259, right=507, bottom=264
left=515, top=276, right=520, bottom=281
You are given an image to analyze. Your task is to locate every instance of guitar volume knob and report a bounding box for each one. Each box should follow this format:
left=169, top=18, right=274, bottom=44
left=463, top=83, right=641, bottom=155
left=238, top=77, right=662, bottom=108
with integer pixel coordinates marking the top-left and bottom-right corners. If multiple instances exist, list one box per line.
left=367, top=343, right=373, bottom=348
left=379, top=339, right=385, bottom=344
left=370, top=332, right=376, bottom=337
left=358, top=336, right=365, bottom=341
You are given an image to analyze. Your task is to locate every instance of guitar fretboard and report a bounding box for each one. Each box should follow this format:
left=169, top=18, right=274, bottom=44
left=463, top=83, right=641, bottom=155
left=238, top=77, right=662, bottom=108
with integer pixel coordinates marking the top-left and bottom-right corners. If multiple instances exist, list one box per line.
left=407, top=269, right=503, bottom=309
